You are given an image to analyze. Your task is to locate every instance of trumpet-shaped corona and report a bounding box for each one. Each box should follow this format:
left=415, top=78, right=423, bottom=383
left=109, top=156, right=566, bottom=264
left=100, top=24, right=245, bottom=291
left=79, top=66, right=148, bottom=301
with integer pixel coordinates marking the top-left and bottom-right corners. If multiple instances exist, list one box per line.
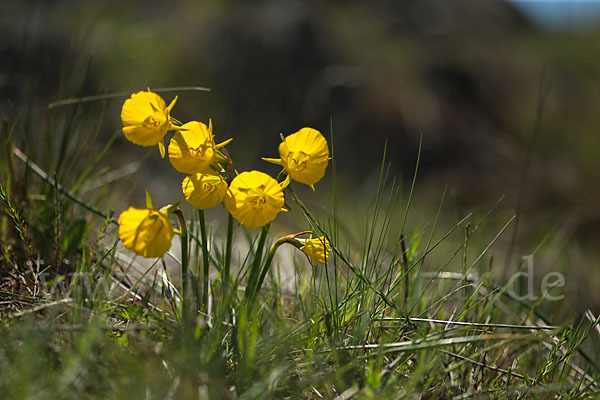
left=118, top=207, right=174, bottom=258
left=121, top=90, right=177, bottom=146
left=182, top=172, right=228, bottom=210
left=168, top=120, right=231, bottom=174
left=264, top=127, right=329, bottom=187
left=225, top=171, right=284, bottom=230
left=300, top=236, right=331, bottom=265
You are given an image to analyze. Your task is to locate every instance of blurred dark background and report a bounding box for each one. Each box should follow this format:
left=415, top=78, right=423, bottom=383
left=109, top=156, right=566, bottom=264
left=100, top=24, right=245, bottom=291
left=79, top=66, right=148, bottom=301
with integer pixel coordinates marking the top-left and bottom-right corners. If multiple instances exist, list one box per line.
left=2, top=1, right=600, bottom=307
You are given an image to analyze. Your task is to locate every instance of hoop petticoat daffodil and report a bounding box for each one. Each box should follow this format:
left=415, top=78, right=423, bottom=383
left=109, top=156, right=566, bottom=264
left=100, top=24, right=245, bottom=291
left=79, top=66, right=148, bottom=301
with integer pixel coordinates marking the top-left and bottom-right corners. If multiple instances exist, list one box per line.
left=121, top=89, right=178, bottom=157
left=182, top=172, right=228, bottom=210
left=224, top=170, right=285, bottom=230
left=270, top=232, right=331, bottom=266
left=118, top=206, right=174, bottom=258
left=168, top=120, right=232, bottom=175
left=299, top=235, right=331, bottom=265
left=263, top=127, right=329, bottom=188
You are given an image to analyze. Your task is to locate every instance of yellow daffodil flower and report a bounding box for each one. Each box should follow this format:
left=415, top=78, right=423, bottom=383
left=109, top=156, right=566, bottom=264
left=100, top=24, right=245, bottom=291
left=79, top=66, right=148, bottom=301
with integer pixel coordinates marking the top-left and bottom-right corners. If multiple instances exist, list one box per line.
left=168, top=120, right=232, bottom=174
left=225, top=170, right=284, bottom=230
left=121, top=89, right=178, bottom=148
left=182, top=172, right=228, bottom=210
left=300, top=236, right=331, bottom=265
left=263, top=127, right=329, bottom=187
left=118, top=207, right=174, bottom=258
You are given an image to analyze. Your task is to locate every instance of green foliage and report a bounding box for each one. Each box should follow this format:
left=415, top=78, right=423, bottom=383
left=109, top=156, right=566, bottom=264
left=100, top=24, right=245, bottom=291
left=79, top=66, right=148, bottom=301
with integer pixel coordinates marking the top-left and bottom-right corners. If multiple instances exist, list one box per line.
left=60, top=219, right=87, bottom=256
left=1, top=89, right=599, bottom=400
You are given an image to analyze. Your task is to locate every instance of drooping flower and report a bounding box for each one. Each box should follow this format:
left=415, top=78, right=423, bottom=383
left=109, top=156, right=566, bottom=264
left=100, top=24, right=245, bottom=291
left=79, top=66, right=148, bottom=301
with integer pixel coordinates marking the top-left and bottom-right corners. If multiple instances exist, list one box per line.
left=300, top=235, right=331, bottom=265
left=263, top=127, right=329, bottom=187
left=182, top=172, right=228, bottom=210
left=121, top=89, right=177, bottom=147
left=224, top=170, right=284, bottom=230
left=118, top=207, right=174, bottom=258
left=168, top=120, right=231, bottom=174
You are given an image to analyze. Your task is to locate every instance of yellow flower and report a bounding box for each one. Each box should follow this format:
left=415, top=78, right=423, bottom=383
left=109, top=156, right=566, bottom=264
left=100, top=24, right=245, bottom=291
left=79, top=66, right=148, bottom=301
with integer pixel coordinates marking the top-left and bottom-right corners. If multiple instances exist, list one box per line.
left=264, top=127, right=329, bottom=187
left=168, top=120, right=231, bottom=174
left=121, top=89, right=177, bottom=147
left=225, top=171, right=284, bottom=230
left=300, top=236, right=331, bottom=265
left=118, top=207, right=174, bottom=258
left=182, top=172, right=228, bottom=210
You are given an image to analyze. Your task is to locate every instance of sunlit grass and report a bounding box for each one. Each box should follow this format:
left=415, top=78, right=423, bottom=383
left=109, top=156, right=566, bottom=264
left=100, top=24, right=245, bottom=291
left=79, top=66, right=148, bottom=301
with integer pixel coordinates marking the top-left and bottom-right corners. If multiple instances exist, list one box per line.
left=0, top=88, right=599, bottom=399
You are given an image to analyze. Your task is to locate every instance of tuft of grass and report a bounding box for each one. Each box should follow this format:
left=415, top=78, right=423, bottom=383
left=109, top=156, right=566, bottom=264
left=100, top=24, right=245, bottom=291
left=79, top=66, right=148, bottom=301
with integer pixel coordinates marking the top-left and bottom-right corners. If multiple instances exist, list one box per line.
left=1, top=90, right=599, bottom=400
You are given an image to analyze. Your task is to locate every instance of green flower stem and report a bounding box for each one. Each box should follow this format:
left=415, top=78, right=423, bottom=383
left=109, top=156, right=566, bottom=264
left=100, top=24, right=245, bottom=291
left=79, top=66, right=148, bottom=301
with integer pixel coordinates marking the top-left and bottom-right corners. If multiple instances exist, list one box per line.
left=224, top=212, right=234, bottom=292
left=249, top=245, right=280, bottom=305
left=245, top=225, right=270, bottom=301
left=248, top=232, right=309, bottom=304
left=276, top=169, right=288, bottom=182
left=286, top=186, right=400, bottom=312
left=173, top=209, right=189, bottom=320
left=199, top=210, right=210, bottom=312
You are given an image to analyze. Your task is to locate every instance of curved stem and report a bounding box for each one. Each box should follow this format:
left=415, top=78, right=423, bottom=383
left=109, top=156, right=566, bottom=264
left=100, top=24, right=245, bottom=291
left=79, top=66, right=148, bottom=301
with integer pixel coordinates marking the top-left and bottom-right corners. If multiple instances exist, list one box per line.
left=248, top=232, right=308, bottom=304
left=276, top=168, right=288, bottom=183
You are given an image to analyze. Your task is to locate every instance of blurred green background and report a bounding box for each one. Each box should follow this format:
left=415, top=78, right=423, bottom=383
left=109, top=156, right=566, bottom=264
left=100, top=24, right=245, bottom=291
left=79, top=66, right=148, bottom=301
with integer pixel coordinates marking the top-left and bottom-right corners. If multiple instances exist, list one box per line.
left=2, top=1, right=600, bottom=308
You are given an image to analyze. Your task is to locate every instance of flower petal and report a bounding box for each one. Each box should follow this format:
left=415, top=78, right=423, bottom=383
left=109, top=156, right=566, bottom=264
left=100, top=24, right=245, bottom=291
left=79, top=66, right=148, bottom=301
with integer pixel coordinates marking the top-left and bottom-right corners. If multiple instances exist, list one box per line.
left=182, top=173, right=228, bottom=210
left=278, top=127, right=329, bottom=186
left=118, top=207, right=174, bottom=258
left=121, top=90, right=174, bottom=146
left=168, top=121, right=216, bottom=174
left=225, top=171, right=284, bottom=229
